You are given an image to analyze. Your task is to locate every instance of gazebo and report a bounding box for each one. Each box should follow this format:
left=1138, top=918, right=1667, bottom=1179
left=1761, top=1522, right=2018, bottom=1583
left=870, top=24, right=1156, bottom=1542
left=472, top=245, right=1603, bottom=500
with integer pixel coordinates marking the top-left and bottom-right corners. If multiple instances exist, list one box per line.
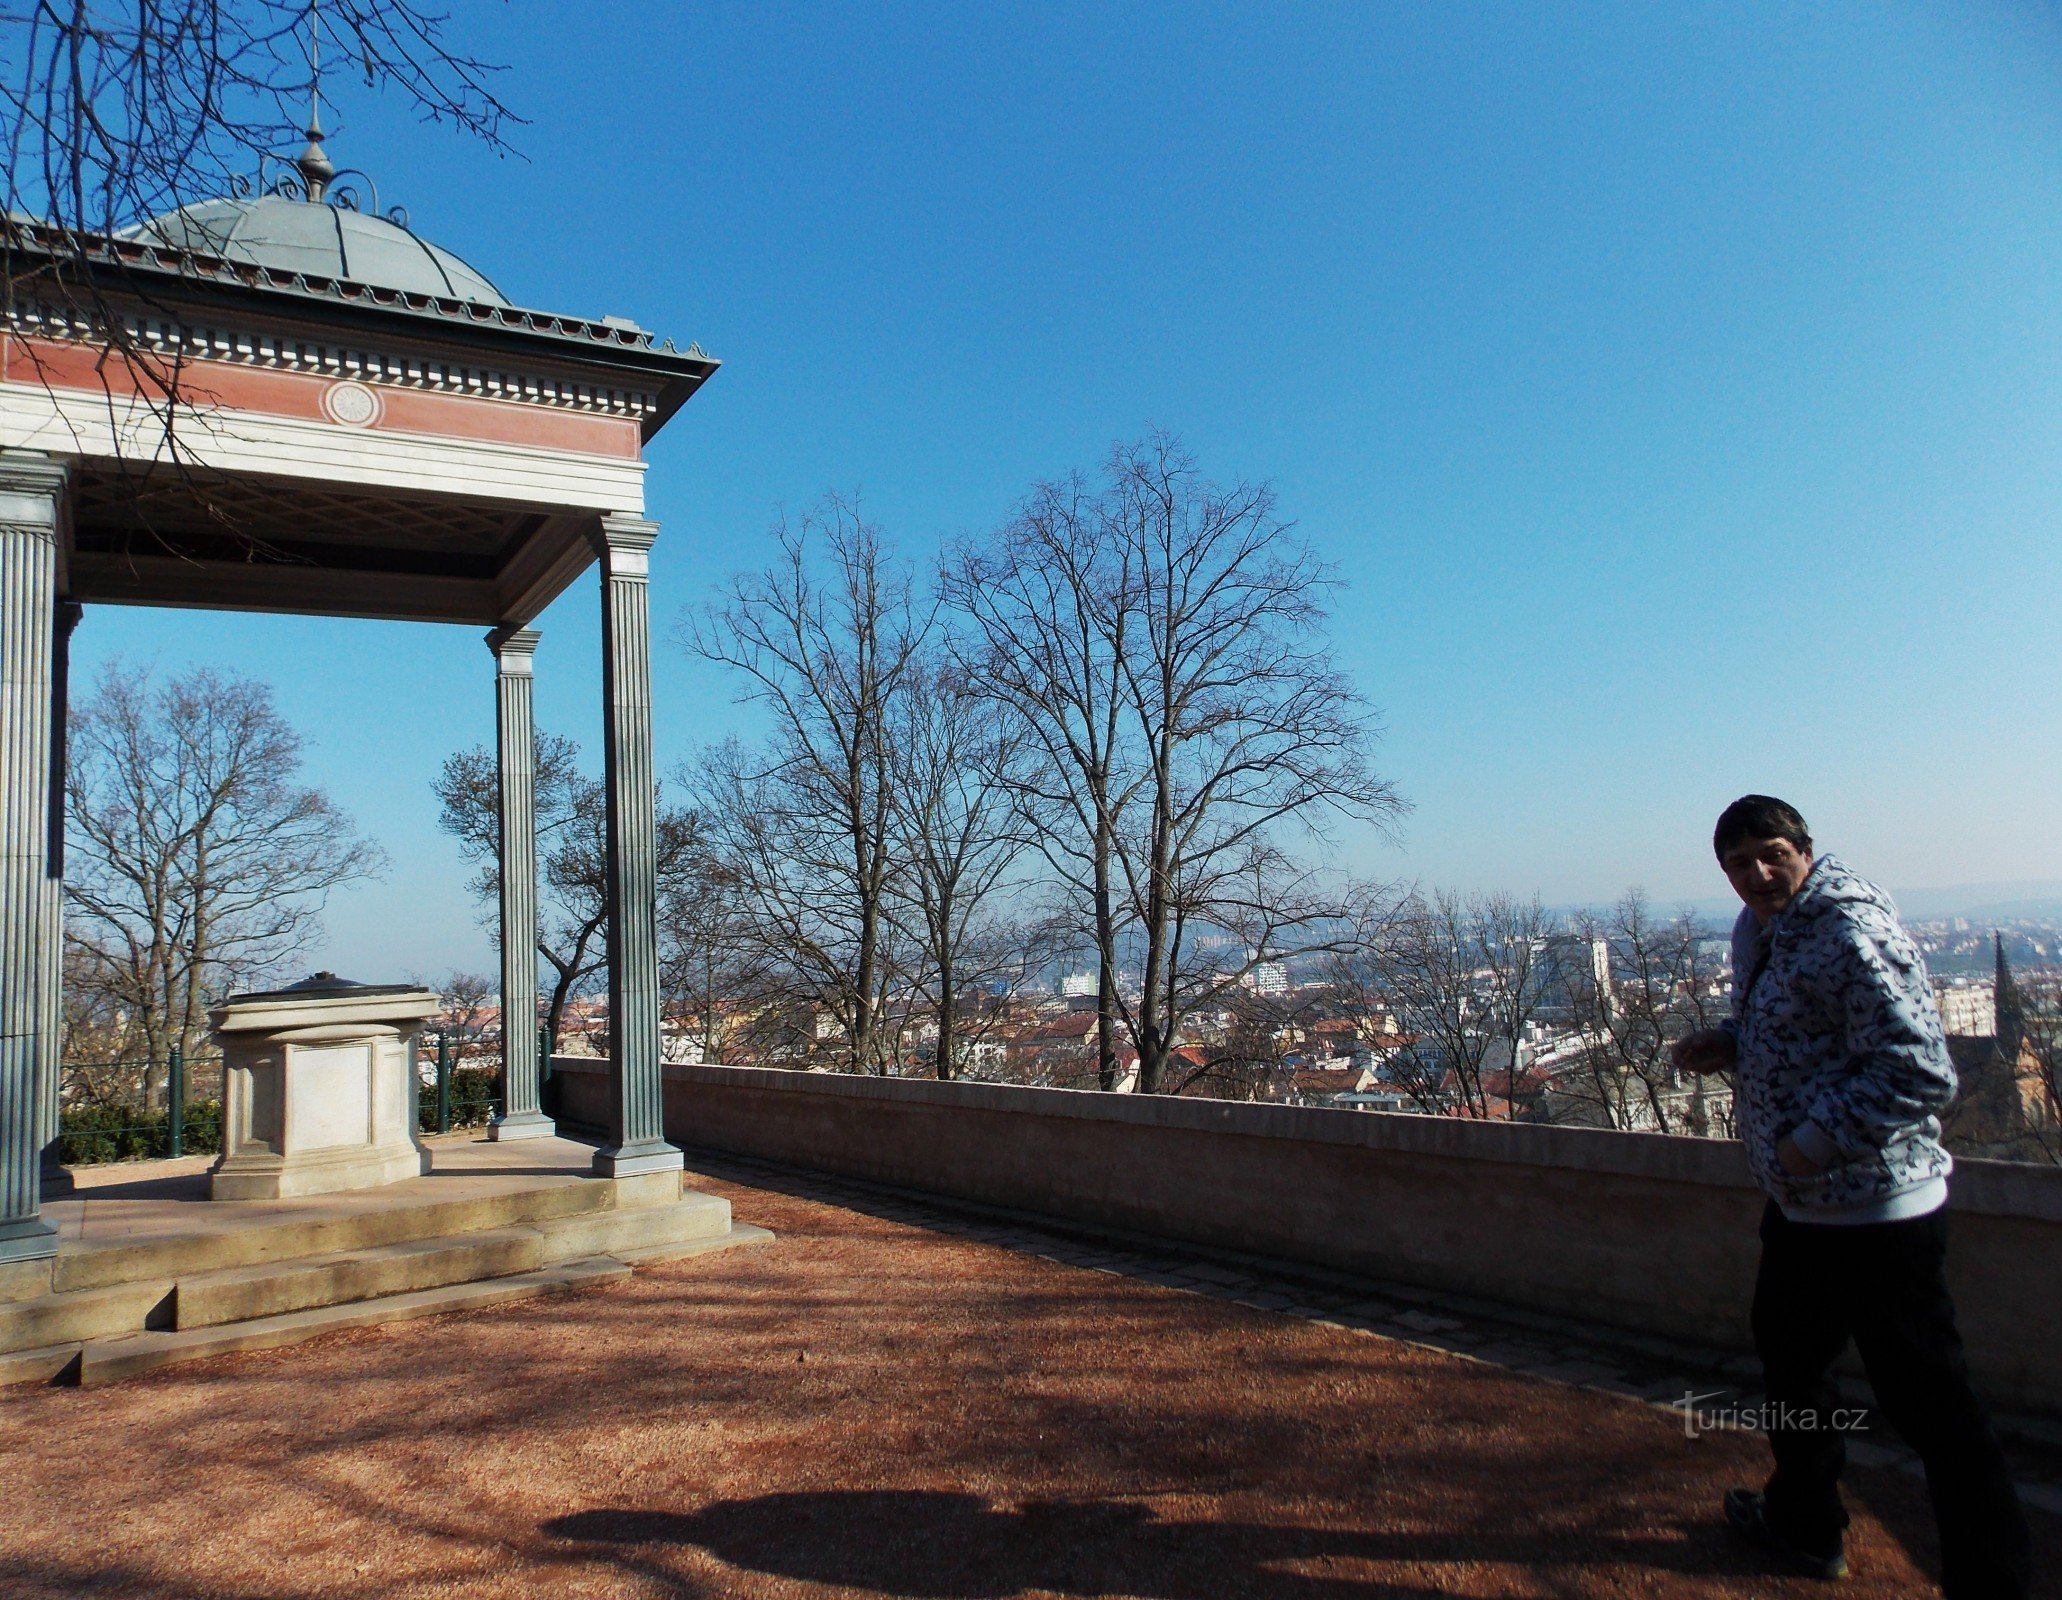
left=0, top=126, right=717, bottom=1264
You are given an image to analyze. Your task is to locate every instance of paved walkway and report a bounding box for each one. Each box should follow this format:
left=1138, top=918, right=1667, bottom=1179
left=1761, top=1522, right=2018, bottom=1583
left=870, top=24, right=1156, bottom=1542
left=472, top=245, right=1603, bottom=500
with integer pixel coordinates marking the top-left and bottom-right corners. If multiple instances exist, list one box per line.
left=4, top=1144, right=2056, bottom=1599
left=680, top=1146, right=2062, bottom=1517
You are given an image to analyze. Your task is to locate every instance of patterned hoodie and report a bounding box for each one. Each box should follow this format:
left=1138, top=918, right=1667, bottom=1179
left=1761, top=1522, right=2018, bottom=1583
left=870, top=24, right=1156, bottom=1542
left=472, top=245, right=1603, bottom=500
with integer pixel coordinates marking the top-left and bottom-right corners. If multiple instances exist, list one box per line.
left=1724, top=853, right=1956, bottom=1223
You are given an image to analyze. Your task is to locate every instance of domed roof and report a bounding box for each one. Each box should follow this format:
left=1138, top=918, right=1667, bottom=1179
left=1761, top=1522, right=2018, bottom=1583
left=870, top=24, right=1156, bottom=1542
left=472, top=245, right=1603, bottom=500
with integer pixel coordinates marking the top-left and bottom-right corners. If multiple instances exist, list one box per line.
left=127, top=193, right=508, bottom=307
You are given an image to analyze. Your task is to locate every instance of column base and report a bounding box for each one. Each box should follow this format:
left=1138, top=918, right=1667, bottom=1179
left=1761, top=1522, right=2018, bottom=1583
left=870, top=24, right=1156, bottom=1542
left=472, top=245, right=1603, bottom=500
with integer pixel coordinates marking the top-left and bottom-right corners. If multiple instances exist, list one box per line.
left=209, top=1141, right=429, bottom=1201
left=488, top=1109, right=556, bottom=1142
left=0, top=1213, right=59, bottom=1265
left=591, top=1140, right=683, bottom=1179
left=39, top=1143, right=75, bottom=1197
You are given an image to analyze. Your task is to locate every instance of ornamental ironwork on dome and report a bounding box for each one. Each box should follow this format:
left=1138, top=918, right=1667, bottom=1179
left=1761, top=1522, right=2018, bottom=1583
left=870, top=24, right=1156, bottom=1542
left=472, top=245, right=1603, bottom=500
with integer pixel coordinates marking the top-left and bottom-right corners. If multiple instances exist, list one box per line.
left=124, top=115, right=508, bottom=308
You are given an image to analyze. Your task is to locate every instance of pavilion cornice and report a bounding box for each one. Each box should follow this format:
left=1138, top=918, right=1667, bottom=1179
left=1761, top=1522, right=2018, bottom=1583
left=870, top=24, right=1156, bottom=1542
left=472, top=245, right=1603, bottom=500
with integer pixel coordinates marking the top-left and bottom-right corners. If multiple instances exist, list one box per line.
left=3, top=217, right=719, bottom=440
left=10, top=293, right=668, bottom=423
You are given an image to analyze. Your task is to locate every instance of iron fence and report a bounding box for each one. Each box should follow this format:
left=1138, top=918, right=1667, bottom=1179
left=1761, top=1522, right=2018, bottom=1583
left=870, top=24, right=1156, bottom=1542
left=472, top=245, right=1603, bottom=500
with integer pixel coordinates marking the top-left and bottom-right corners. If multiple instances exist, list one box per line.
left=56, top=1046, right=226, bottom=1163
left=55, top=1034, right=506, bottom=1164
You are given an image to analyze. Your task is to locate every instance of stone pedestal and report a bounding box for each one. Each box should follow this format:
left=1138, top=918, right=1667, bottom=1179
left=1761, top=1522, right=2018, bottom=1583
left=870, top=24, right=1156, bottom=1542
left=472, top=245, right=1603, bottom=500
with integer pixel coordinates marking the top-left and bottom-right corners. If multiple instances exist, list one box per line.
left=209, top=974, right=440, bottom=1201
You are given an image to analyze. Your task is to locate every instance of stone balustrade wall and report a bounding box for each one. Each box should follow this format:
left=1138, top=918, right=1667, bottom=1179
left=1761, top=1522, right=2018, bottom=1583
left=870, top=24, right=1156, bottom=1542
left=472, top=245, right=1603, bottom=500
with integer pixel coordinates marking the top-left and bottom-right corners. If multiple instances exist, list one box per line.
left=550, top=1057, right=2062, bottom=1418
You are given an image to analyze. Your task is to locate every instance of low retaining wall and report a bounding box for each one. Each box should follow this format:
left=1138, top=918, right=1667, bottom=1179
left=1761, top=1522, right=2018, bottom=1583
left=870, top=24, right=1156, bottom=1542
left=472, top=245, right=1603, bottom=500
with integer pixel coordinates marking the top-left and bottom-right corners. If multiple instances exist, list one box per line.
left=551, top=1057, right=2062, bottom=1417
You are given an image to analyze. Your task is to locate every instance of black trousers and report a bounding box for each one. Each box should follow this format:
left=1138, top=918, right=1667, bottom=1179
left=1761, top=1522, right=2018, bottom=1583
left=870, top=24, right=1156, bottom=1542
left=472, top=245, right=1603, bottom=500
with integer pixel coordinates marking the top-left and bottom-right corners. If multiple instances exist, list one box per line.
left=1752, top=1200, right=2031, bottom=1598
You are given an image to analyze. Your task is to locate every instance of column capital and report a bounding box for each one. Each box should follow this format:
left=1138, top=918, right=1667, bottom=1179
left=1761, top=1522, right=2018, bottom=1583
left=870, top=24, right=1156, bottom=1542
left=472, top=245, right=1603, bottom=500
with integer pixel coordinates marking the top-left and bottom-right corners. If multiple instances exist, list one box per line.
left=56, top=600, right=82, bottom=639
left=0, top=453, right=66, bottom=530
left=588, top=515, right=658, bottom=575
left=486, top=625, right=541, bottom=672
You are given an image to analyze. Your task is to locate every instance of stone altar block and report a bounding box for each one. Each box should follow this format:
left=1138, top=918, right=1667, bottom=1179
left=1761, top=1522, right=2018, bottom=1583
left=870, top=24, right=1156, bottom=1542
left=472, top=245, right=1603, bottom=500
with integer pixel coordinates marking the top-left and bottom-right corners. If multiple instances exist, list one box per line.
left=209, top=974, right=442, bottom=1201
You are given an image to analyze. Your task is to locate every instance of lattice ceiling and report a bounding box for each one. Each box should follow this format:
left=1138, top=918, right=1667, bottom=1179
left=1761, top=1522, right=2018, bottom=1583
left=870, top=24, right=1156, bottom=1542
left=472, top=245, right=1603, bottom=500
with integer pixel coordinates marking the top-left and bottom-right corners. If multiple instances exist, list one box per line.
left=70, top=466, right=533, bottom=557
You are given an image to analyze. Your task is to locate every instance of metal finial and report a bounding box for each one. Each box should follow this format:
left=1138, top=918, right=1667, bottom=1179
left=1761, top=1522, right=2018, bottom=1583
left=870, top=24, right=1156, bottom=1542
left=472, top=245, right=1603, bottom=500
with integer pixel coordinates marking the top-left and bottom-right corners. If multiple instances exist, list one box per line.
left=296, top=116, right=333, bottom=204
left=297, top=0, right=332, bottom=203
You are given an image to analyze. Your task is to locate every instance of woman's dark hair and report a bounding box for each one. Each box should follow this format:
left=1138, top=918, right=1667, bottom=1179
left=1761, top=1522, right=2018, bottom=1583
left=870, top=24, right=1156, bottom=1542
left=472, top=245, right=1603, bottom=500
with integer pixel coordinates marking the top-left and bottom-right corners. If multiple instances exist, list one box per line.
left=1713, top=795, right=1812, bottom=860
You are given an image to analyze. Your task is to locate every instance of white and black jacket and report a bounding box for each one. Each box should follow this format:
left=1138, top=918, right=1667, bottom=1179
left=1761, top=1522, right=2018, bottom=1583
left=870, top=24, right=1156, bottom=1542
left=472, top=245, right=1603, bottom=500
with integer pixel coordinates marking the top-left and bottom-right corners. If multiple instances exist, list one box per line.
left=1724, top=854, right=1956, bottom=1224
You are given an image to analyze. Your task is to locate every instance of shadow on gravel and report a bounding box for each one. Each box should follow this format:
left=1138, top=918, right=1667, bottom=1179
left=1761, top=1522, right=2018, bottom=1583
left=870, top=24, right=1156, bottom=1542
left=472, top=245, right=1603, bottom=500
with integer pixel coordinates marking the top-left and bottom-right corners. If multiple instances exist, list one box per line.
left=546, top=1488, right=1713, bottom=1598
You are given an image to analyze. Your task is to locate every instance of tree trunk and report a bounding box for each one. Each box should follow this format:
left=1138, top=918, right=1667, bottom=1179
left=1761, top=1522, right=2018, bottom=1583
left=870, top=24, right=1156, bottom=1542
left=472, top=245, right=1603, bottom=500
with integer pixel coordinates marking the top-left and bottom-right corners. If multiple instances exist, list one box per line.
left=1093, top=815, right=1118, bottom=1091
left=1134, top=748, right=1175, bottom=1094
left=934, top=945, right=955, bottom=1081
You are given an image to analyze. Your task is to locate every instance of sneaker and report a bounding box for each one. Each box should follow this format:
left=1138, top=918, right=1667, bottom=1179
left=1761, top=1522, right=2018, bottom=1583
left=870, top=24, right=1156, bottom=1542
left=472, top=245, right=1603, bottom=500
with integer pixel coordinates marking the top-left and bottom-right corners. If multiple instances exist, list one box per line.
left=1724, top=1488, right=1848, bottom=1580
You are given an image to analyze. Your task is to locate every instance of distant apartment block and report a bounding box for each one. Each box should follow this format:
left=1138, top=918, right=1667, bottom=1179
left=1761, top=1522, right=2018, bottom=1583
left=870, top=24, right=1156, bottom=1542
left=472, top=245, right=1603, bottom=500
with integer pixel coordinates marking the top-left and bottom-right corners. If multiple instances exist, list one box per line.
left=1936, top=980, right=1996, bottom=1038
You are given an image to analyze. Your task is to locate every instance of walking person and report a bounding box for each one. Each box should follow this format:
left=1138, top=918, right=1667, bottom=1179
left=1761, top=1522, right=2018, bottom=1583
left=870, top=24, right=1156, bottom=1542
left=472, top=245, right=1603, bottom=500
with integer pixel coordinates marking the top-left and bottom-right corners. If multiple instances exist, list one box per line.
left=1672, top=795, right=2030, bottom=1595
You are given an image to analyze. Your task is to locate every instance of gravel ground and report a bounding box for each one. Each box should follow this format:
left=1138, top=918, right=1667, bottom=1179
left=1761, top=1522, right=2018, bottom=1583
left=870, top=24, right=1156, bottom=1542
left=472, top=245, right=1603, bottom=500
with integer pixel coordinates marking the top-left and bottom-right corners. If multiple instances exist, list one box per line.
left=2, top=1162, right=2055, bottom=1599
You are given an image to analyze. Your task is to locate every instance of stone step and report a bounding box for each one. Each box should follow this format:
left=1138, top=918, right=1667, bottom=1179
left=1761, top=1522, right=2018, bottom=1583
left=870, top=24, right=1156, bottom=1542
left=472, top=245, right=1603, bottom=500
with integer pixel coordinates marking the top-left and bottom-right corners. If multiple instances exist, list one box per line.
left=0, top=1277, right=175, bottom=1353
left=167, top=1194, right=733, bottom=1330
left=613, top=1223, right=773, bottom=1267
left=53, top=1174, right=623, bottom=1295
left=0, top=1342, right=81, bottom=1386
left=1, top=1187, right=735, bottom=1354
left=80, top=1257, right=638, bottom=1387
left=6, top=1220, right=774, bottom=1389
left=530, top=1190, right=733, bottom=1261
left=174, top=1226, right=548, bottom=1330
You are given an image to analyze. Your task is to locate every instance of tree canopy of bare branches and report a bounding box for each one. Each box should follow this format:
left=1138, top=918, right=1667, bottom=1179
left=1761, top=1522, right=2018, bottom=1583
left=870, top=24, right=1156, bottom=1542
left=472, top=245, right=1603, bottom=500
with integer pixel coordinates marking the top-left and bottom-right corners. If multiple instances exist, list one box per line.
left=2014, top=977, right=2062, bottom=1165
left=883, top=653, right=1043, bottom=1078
left=1553, top=890, right=1730, bottom=1134
left=684, top=498, right=929, bottom=1075
left=1337, top=888, right=1555, bottom=1119
left=3, top=1, right=512, bottom=243
left=433, top=733, right=697, bottom=1056
left=954, top=433, right=1402, bottom=1092
left=64, top=661, right=384, bottom=1100
left=947, top=465, right=1138, bottom=1088
left=2, top=1, right=516, bottom=511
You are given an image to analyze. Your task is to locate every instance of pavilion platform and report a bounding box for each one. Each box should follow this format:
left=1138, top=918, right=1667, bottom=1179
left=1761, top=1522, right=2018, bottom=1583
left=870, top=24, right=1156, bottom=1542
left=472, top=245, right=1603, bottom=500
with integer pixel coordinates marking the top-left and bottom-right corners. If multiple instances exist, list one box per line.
left=0, top=1134, right=769, bottom=1388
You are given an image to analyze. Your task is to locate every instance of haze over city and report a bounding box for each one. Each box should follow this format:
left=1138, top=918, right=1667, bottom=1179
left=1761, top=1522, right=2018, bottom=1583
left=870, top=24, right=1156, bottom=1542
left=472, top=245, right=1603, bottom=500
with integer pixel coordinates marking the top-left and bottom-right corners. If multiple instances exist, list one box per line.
left=63, top=1, right=2062, bottom=977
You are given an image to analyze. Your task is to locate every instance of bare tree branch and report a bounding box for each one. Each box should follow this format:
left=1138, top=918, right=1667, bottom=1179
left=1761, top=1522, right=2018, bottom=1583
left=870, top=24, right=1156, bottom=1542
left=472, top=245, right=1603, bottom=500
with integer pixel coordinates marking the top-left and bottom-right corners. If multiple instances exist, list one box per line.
left=65, top=658, right=385, bottom=1105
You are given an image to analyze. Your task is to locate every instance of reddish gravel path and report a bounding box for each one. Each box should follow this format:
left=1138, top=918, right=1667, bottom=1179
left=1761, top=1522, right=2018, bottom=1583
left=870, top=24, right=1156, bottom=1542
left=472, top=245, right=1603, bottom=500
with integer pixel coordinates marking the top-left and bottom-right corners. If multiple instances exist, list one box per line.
left=2, top=1164, right=2053, bottom=1599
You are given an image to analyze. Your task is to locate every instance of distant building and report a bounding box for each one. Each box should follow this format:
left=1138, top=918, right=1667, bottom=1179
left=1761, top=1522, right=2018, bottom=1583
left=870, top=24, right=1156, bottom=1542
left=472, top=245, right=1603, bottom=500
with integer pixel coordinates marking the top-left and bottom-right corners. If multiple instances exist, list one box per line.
left=1942, top=937, right=2057, bottom=1161
left=660, top=1029, right=706, bottom=1066
left=1058, top=973, right=1097, bottom=999
left=1936, top=980, right=1995, bottom=1038
left=952, top=1036, right=1008, bottom=1075
left=1247, top=961, right=1290, bottom=996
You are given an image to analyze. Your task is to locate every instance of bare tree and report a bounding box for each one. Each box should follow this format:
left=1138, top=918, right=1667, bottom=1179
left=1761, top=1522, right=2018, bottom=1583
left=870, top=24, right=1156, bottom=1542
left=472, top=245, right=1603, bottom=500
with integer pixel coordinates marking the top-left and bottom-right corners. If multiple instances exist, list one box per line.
left=2018, top=977, right=2062, bottom=1164
left=1007, top=435, right=1402, bottom=1092
left=65, top=661, right=384, bottom=1105
left=884, top=653, right=1040, bottom=1078
left=1172, top=981, right=1329, bottom=1103
left=59, top=939, right=147, bottom=1109
left=658, top=852, right=783, bottom=1066
left=951, top=435, right=1402, bottom=1092
left=1338, top=888, right=1555, bottom=1119
left=1958, top=963, right=2062, bottom=1166
left=430, top=968, right=496, bottom=1068
left=1551, top=891, right=1730, bottom=1133
left=434, top=733, right=696, bottom=1057
left=948, top=469, right=1141, bottom=1090
left=684, top=498, right=927, bottom=1075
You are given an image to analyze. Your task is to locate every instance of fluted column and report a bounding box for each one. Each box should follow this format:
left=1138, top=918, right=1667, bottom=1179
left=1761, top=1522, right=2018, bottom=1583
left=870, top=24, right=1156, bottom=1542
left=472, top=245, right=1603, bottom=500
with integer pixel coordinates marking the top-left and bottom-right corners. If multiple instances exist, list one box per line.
left=0, top=455, right=67, bottom=1264
left=37, top=600, right=81, bottom=1193
left=589, top=516, right=681, bottom=1178
left=487, top=626, right=553, bottom=1141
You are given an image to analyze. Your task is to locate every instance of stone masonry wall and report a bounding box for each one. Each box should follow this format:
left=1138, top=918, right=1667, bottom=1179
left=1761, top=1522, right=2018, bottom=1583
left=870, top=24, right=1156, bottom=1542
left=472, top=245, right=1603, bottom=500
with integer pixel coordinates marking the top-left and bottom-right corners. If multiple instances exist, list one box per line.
left=551, top=1058, right=2062, bottom=1418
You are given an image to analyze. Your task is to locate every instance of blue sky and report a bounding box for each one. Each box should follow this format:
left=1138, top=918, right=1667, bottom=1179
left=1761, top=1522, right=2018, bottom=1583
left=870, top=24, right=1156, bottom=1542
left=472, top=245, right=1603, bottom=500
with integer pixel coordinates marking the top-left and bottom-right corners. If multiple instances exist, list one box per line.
left=75, top=2, right=2062, bottom=977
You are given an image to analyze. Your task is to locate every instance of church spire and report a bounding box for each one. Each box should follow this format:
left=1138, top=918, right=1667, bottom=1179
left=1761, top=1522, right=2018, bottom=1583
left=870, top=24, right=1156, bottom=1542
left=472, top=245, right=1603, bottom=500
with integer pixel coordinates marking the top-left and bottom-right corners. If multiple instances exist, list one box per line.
left=1995, top=931, right=2026, bottom=1047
